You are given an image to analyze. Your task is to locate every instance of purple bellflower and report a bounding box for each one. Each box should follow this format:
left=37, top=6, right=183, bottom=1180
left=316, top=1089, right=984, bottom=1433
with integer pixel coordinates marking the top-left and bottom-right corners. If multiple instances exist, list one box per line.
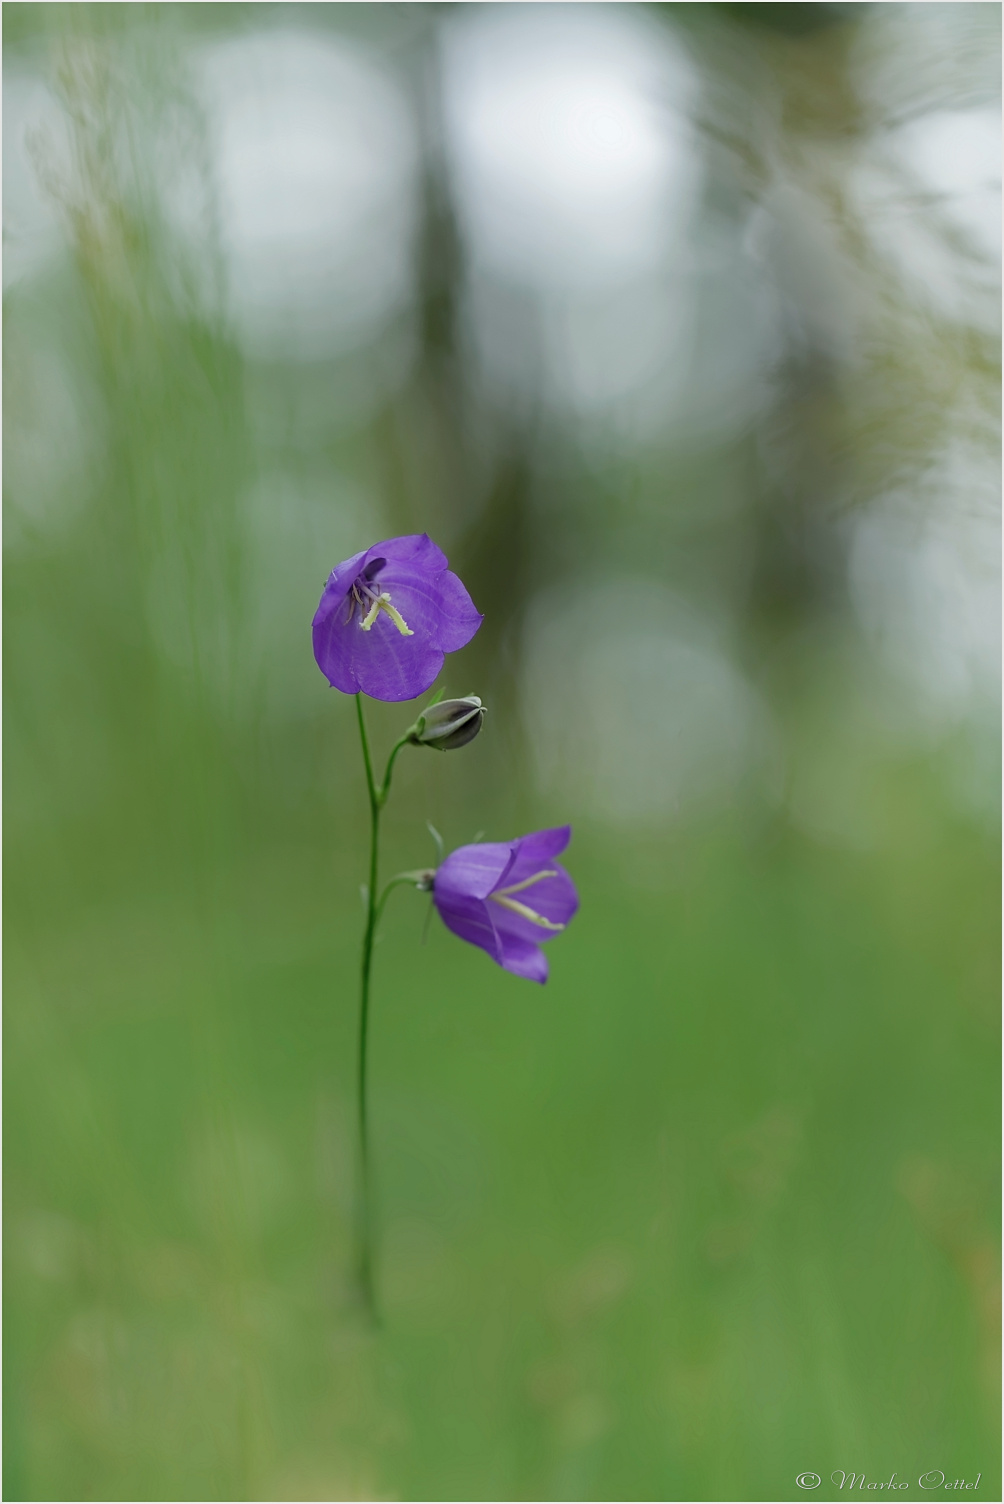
left=433, top=826, right=578, bottom=983
left=313, top=534, right=483, bottom=702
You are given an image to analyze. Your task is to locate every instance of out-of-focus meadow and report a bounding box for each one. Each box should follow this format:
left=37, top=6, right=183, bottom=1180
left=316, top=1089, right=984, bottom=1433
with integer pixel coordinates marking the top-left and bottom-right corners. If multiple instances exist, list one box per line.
left=3, top=4, right=999, bottom=1500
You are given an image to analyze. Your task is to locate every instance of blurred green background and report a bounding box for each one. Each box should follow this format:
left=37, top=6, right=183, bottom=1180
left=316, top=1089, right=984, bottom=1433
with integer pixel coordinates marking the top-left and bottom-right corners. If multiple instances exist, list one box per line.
left=4, top=3, right=999, bottom=1500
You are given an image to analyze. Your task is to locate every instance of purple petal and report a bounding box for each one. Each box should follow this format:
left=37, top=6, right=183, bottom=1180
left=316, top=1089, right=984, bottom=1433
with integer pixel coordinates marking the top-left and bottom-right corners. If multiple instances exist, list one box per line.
left=430, top=569, right=485, bottom=653
left=433, top=890, right=500, bottom=964
left=377, top=533, right=448, bottom=572
left=376, top=563, right=482, bottom=655
left=318, top=546, right=370, bottom=608
left=312, top=588, right=445, bottom=700
left=312, top=541, right=394, bottom=694
left=311, top=586, right=362, bottom=694
left=497, top=934, right=549, bottom=984
left=311, top=547, right=370, bottom=691
left=502, top=826, right=573, bottom=888
left=433, top=841, right=517, bottom=963
left=435, top=841, right=514, bottom=901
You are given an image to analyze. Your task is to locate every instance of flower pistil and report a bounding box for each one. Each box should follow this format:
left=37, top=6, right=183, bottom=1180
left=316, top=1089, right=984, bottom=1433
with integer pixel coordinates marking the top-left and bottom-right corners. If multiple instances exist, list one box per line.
left=359, top=591, right=414, bottom=636
left=345, top=559, right=414, bottom=637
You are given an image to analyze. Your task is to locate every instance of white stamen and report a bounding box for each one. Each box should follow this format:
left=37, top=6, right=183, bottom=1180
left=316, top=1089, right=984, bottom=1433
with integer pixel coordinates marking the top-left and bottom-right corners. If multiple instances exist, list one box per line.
left=495, top=870, right=559, bottom=898
left=489, top=890, right=565, bottom=930
left=358, top=590, right=414, bottom=636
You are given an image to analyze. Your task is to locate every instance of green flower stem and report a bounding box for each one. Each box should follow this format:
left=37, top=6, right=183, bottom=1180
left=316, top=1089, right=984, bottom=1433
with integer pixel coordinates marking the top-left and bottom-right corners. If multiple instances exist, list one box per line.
left=379, top=734, right=413, bottom=804
left=352, top=695, right=419, bottom=1322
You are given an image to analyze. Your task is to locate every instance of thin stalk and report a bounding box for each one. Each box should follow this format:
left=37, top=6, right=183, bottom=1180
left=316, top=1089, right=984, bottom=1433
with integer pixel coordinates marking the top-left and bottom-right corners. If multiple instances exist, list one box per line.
left=352, top=696, right=415, bottom=1323
left=355, top=693, right=379, bottom=1320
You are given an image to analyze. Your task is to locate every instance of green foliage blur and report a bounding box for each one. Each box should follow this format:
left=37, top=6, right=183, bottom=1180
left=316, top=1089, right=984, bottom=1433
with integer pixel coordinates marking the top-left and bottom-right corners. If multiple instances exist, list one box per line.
left=4, top=4, right=999, bottom=1501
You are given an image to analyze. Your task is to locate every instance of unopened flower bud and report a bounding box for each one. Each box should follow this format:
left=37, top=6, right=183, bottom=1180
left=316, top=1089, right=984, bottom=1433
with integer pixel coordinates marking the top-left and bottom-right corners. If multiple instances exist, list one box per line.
left=409, top=696, right=485, bottom=751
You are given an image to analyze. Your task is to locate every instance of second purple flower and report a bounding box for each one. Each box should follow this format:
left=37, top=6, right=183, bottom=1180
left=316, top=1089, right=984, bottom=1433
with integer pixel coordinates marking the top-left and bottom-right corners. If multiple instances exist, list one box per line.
left=432, top=826, right=578, bottom=983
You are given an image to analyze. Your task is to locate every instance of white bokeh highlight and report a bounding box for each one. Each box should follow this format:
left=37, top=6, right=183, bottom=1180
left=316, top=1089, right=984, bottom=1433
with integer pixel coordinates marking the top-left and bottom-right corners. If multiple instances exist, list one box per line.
left=2, top=69, right=70, bottom=290
left=194, top=30, right=419, bottom=360
left=851, top=106, right=1001, bottom=329
left=443, top=9, right=696, bottom=291
left=443, top=8, right=707, bottom=429
left=849, top=440, right=1001, bottom=729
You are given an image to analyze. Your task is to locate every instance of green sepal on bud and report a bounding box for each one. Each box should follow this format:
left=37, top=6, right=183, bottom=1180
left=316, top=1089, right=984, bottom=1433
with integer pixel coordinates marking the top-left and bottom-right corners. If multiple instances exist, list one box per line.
left=407, top=696, right=485, bottom=752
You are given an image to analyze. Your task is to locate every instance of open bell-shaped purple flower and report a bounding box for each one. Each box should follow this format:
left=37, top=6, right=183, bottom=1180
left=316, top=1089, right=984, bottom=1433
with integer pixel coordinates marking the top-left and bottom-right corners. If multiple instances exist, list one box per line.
left=313, top=534, right=483, bottom=702
left=432, top=826, right=578, bottom=983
